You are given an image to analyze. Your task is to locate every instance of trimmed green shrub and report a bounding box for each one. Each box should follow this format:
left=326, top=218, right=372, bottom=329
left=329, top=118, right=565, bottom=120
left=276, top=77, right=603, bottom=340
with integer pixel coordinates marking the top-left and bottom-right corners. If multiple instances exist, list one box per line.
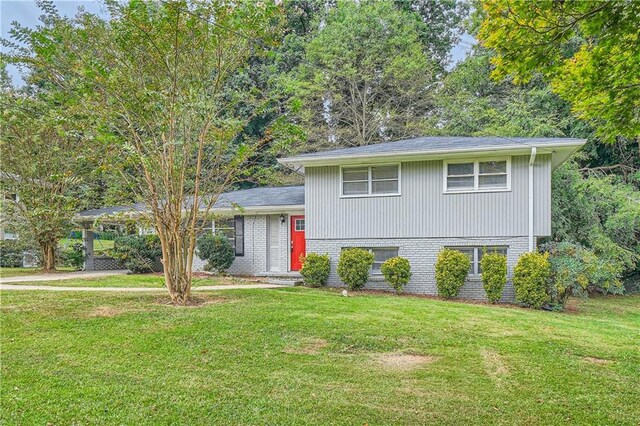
left=480, top=250, right=507, bottom=303
left=381, top=256, right=412, bottom=294
left=337, top=248, right=374, bottom=290
left=513, top=252, right=551, bottom=308
left=196, top=233, right=235, bottom=274
left=435, top=248, right=470, bottom=298
left=300, top=253, right=331, bottom=287
left=59, top=242, right=85, bottom=270
left=112, top=234, right=162, bottom=273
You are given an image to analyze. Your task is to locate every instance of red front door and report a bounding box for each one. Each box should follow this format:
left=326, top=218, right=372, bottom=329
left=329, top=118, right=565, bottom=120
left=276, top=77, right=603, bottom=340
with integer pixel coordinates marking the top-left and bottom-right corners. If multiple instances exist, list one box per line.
left=290, top=215, right=306, bottom=271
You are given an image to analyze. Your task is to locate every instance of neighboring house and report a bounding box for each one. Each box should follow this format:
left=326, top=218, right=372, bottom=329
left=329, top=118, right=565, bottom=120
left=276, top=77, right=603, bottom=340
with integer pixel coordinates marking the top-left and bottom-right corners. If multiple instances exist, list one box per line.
left=77, top=136, right=585, bottom=300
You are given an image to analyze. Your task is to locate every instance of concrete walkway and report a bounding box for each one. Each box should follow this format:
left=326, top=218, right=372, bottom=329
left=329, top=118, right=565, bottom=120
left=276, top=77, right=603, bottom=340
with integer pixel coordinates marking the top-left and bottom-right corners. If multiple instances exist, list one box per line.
left=0, top=283, right=286, bottom=292
left=0, top=270, right=129, bottom=284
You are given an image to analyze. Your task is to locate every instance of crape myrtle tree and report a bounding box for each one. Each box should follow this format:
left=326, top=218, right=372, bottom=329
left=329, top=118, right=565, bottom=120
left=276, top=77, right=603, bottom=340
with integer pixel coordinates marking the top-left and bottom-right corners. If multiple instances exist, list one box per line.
left=6, top=0, right=283, bottom=303
left=0, top=65, right=92, bottom=271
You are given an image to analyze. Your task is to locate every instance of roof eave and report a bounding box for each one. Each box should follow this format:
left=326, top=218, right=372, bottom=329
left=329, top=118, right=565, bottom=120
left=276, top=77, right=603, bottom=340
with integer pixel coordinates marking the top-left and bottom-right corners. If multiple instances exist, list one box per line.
left=74, top=204, right=305, bottom=223
left=278, top=141, right=587, bottom=169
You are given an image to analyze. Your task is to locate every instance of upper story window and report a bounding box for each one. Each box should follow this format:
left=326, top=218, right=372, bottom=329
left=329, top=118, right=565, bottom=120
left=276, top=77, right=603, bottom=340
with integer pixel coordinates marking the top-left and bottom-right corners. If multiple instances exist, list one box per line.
left=444, top=158, right=510, bottom=193
left=341, top=164, right=400, bottom=197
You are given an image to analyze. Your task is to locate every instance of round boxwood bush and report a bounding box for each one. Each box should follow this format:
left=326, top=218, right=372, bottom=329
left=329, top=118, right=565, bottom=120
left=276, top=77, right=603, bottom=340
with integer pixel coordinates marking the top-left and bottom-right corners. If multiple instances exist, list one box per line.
left=513, top=252, right=551, bottom=309
left=480, top=250, right=507, bottom=303
left=196, top=233, right=235, bottom=274
left=435, top=248, right=471, bottom=298
left=337, top=248, right=374, bottom=291
left=300, top=253, right=331, bottom=287
left=381, top=256, right=411, bottom=294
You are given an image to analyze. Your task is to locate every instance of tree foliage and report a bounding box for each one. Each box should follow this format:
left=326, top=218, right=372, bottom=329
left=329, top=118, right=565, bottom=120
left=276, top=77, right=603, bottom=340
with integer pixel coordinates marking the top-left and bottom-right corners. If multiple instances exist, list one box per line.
left=551, top=161, right=639, bottom=284
left=4, top=0, right=283, bottom=303
left=437, top=50, right=591, bottom=138
left=478, top=0, right=640, bottom=140
left=393, top=0, right=469, bottom=70
left=292, top=0, right=439, bottom=149
left=0, top=76, right=93, bottom=271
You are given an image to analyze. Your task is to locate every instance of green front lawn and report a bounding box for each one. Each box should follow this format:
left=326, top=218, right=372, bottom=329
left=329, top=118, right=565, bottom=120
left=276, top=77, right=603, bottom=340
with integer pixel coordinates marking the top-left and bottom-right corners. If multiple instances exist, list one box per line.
left=1, top=273, right=260, bottom=287
left=0, top=267, right=75, bottom=278
left=59, top=238, right=114, bottom=252
left=1, top=284, right=638, bottom=425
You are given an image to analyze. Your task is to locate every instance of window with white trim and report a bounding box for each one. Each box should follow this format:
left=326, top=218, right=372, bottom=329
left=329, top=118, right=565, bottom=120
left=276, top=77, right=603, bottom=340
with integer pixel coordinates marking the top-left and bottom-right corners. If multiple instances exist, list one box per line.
left=342, top=165, right=399, bottom=196
left=342, top=247, right=398, bottom=274
left=448, top=246, right=507, bottom=275
left=444, top=159, right=509, bottom=192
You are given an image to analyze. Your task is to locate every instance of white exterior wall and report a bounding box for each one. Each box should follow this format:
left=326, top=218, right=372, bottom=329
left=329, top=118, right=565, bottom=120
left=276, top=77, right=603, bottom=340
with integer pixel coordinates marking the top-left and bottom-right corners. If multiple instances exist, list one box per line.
left=307, top=236, right=533, bottom=302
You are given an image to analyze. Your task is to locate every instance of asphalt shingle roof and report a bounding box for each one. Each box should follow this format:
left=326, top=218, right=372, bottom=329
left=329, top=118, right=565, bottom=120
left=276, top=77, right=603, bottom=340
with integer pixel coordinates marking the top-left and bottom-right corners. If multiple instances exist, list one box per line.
left=285, top=136, right=585, bottom=160
left=77, top=186, right=304, bottom=219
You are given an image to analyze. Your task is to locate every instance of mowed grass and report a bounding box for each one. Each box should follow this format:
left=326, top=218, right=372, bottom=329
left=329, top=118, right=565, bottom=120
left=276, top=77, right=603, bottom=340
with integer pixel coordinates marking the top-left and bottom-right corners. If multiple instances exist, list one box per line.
left=59, top=238, right=114, bottom=251
left=0, top=267, right=75, bottom=278
left=1, top=286, right=639, bottom=425
left=0, top=273, right=260, bottom=287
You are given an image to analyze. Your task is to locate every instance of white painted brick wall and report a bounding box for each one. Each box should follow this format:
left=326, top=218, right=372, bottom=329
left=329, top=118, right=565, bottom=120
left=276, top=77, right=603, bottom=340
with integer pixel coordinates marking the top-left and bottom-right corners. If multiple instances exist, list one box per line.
left=307, top=236, right=533, bottom=302
left=193, top=214, right=291, bottom=276
left=193, top=215, right=268, bottom=276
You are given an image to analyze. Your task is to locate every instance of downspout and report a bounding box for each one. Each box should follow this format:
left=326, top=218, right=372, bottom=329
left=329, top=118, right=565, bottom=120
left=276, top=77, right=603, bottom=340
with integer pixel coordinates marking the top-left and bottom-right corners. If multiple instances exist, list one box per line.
left=528, top=147, right=537, bottom=252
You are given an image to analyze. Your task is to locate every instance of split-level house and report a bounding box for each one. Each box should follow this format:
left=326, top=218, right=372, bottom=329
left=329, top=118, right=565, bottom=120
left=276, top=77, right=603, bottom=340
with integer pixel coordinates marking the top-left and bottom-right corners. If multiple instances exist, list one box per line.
left=77, top=136, right=585, bottom=300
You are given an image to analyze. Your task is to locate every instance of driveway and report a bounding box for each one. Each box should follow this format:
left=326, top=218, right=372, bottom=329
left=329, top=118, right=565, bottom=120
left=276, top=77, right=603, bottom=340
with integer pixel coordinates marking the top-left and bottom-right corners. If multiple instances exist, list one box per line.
left=0, top=270, right=129, bottom=284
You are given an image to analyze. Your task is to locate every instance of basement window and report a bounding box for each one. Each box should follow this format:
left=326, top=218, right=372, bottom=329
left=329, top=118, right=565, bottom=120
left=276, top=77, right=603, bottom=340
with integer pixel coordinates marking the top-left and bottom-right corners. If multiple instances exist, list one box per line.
left=342, top=247, right=399, bottom=274
left=447, top=246, right=507, bottom=276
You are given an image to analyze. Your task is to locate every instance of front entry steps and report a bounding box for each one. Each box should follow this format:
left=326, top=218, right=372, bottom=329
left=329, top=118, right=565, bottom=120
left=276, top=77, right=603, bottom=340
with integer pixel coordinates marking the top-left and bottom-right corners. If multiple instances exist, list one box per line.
left=262, top=271, right=303, bottom=287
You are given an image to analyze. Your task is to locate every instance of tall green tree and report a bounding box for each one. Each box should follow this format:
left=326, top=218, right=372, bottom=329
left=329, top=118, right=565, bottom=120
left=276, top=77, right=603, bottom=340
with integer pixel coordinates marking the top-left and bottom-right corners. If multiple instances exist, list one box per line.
left=394, top=0, right=469, bottom=70
left=1, top=81, right=92, bottom=270
left=551, top=161, right=639, bottom=286
left=478, top=0, right=640, bottom=142
left=436, top=50, right=590, bottom=138
left=292, top=0, right=439, bottom=149
left=6, top=0, right=282, bottom=303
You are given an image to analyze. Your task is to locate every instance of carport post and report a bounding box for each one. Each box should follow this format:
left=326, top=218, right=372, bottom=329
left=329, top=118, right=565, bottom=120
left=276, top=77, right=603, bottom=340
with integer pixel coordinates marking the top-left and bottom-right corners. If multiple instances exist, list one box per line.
left=82, top=223, right=95, bottom=271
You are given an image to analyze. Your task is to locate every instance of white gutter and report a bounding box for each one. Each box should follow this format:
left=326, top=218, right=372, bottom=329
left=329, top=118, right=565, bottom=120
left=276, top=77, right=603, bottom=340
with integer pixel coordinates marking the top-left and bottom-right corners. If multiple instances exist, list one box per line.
left=528, top=147, right=537, bottom=252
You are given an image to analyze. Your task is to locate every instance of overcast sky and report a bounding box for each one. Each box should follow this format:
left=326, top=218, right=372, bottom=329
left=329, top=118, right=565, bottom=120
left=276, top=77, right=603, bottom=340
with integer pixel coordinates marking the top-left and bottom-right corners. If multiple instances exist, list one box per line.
left=1, top=0, right=475, bottom=86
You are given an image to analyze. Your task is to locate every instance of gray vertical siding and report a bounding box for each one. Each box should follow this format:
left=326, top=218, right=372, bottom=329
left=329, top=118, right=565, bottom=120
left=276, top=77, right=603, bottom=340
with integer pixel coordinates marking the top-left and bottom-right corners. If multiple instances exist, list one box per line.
left=306, top=154, right=552, bottom=239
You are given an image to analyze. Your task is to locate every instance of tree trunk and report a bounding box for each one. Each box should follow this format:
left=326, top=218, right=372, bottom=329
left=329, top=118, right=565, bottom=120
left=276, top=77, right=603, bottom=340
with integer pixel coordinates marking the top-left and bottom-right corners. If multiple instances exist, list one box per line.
left=156, top=221, right=194, bottom=304
left=40, top=242, right=56, bottom=272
